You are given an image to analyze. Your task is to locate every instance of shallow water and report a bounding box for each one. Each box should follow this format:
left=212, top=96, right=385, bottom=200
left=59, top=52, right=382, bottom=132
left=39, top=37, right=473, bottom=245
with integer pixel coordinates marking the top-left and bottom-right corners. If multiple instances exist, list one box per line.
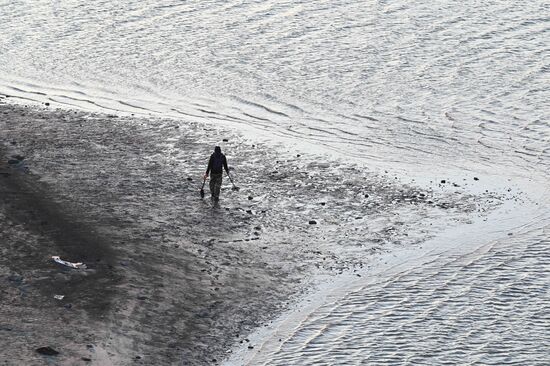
left=1, top=1, right=548, bottom=177
left=1, top=0, right=549, bottom=364
left=226, top=188, right=550, bottom=365
left=255, top=227, right=550, bottom=365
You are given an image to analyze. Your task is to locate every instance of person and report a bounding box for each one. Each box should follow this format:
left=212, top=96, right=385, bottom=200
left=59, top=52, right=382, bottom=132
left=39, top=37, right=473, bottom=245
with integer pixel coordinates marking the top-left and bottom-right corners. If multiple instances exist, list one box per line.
left=204, top=146, right=229, bottom=201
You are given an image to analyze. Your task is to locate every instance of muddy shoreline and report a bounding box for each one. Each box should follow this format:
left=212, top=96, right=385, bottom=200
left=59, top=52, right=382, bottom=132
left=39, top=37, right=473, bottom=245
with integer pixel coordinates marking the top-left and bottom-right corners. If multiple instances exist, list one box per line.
left=0, top=99, right=505, bottom=365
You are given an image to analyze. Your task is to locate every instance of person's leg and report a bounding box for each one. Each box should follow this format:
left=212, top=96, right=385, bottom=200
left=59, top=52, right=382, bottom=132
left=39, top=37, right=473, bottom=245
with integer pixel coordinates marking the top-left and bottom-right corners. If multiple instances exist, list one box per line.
left=210, top=173, right=222, bottom=200
left=209, top=174, right=217, bottom=199
left=213, top=174, right=223, bottom=200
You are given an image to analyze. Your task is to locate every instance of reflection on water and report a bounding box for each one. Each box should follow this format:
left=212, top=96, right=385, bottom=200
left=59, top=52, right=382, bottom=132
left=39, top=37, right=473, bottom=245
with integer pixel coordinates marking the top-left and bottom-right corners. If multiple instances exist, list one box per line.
left=238, top=217, right=550, bottom=365
left=0, top=1, right=548, bottom=176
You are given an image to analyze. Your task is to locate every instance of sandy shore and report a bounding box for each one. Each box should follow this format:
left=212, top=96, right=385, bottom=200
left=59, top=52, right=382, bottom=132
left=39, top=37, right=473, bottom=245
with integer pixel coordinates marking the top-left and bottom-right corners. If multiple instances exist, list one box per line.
left=0, top=98, right=506, bottom=365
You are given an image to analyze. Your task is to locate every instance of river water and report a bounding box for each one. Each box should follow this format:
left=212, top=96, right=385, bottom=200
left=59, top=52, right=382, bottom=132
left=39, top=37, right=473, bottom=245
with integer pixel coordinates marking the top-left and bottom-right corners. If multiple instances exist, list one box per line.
left=1, top=1, right=548, bottom=364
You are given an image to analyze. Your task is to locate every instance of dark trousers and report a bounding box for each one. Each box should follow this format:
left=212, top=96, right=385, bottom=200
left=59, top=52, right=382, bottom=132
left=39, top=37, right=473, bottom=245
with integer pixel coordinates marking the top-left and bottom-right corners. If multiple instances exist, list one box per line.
left=209, top=173, right=223, bottom=199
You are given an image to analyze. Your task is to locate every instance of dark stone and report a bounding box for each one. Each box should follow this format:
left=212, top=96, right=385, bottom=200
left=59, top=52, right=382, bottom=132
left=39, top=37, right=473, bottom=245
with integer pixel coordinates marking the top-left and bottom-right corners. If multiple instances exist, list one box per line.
left=441, top=180, right=446, bottom=184
left=309, top=220, right=317, bottom=225
left=64, top=303, right=72, bottom=309
left=246, top=210, right=253, bottom=214
left=137, top=295, right=147, bottom=300
left=135, top=355, right=142, bottom=359
left=248, top=345, right=254, bottom=349
left=212, top=359, right=217, bottom=363
left=320, top=202, right=326, bottom=206
left=364, top=194, right=369, bottom=198
left=474, top=177, right=479, bottom=181
left=197, top=310, right=209, bottom=318
left=248, top=195, right=253, bottom=200
left=36, top=346, right=59, bottom=356
left=296, top=154, right=301, bottom=157
left=86, top=345, right=94, bottom=349
left=82, top=357, right=92, bottom=362
left=7, top=274, right=23, bottom=284
left=45, top=102, right=50, bottom=106
left=7, top=159, right=19, bottom=165
left=222, top=138, right=228, bottom=142
left=254, top=226, right=261, bottom=230
left=186, top=177, right=193, bottom=181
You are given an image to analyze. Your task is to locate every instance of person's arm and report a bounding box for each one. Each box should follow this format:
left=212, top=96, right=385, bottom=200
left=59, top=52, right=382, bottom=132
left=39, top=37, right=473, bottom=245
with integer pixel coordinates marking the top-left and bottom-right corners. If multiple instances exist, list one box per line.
left=204, top=156, right=213, bottom=178
left=223, top=155, right=229, bottom=175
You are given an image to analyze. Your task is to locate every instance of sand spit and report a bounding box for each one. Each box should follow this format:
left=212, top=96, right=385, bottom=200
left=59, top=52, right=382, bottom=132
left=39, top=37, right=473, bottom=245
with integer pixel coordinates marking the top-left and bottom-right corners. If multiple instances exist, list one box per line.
left=0, top=99, right=509, bottom=365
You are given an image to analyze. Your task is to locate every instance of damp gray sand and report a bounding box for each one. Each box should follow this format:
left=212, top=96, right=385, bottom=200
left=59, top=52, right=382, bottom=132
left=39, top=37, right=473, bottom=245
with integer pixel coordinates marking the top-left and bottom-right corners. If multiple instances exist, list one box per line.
left=0, top=100, right=512, bottom=365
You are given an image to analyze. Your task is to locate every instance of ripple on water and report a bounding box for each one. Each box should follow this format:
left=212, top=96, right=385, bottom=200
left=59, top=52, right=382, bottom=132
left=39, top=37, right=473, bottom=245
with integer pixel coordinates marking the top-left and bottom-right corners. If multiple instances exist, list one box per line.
left=242, top=223, right=549, bottom=365
left=0, top=1, right=548, bottom=177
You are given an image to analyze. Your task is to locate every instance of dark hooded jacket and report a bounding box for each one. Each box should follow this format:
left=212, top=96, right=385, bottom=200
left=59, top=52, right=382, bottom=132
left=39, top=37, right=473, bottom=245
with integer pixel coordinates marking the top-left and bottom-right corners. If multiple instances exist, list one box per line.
left=206, top=146, right=229, bottom=175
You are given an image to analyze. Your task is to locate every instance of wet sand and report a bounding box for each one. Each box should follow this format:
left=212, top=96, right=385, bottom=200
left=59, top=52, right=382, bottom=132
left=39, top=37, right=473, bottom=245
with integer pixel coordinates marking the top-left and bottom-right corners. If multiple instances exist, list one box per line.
left=0, top=98, right=507, bottom=365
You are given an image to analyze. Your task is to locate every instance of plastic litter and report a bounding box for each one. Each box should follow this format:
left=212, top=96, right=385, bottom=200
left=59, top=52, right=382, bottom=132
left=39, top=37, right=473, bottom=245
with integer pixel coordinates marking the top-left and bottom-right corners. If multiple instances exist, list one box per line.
left=54, top=295, right=65, bottom=300
left=52, top=256, right=87, bottom=269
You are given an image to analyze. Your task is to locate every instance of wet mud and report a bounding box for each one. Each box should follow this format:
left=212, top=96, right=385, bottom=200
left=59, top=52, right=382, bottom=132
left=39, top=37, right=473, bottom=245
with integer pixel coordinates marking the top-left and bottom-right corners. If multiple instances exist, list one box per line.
left=0, top=99, right=509, bottom=365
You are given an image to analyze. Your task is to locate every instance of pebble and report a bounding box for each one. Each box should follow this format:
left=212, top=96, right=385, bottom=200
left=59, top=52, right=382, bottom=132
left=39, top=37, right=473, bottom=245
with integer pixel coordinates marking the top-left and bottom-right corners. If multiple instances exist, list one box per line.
left=309, top=220, right=317, bottom=225
left=36, top=346, right=59, bottom=356
left=7, top=274, right=23, bottom=284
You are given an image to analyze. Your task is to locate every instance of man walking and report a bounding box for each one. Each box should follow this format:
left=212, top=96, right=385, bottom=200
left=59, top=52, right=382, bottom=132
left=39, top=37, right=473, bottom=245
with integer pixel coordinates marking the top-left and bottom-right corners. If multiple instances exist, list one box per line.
left=204, top=146, right=229, bottom=201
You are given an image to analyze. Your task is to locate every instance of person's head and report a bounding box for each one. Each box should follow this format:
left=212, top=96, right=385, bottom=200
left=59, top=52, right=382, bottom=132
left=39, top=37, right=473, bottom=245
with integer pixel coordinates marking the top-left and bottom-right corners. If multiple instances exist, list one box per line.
left=214, top=146, right=221, bottom=154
